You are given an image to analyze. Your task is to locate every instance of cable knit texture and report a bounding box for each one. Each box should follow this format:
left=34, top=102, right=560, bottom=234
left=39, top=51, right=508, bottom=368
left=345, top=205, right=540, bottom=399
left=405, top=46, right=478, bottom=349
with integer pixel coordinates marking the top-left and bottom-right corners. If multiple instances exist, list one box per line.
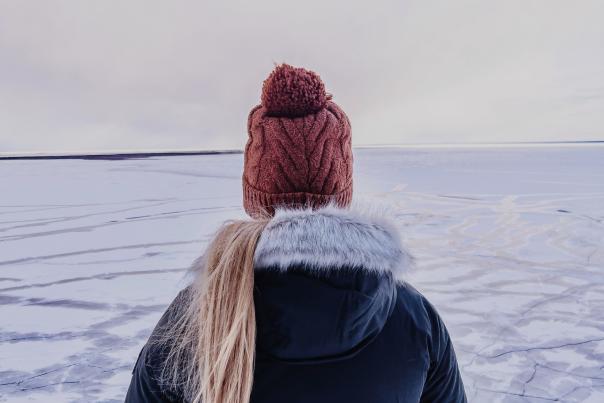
left=243, top=64, right=353, bottom=218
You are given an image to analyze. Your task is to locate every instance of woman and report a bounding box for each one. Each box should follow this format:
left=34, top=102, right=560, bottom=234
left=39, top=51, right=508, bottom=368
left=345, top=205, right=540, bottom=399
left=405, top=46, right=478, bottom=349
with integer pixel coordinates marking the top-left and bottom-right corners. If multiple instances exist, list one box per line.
left=125, top=64, right=467, bottom=403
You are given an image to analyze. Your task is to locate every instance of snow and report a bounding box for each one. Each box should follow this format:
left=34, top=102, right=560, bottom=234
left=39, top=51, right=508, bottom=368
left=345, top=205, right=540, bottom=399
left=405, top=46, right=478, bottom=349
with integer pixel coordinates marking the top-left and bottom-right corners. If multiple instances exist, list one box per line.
left=1, top=145, right=603, bottom=402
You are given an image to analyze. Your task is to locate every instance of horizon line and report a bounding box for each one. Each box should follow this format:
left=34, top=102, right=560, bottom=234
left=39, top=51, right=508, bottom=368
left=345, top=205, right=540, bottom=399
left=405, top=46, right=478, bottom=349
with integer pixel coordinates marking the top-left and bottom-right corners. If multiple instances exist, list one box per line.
left=1, top=140, right=603, bottom=161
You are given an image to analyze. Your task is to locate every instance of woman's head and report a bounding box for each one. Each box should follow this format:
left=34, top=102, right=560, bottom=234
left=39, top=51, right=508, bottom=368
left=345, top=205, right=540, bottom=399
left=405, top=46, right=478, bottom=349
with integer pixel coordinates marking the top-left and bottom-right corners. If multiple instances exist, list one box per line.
left=242, top=63, right=353, bottom=218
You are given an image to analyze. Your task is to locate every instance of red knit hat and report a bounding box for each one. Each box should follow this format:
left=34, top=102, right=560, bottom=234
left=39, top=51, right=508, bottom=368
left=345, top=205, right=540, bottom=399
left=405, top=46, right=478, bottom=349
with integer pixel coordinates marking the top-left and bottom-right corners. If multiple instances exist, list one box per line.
left=242, top=64, right=353, bottom=218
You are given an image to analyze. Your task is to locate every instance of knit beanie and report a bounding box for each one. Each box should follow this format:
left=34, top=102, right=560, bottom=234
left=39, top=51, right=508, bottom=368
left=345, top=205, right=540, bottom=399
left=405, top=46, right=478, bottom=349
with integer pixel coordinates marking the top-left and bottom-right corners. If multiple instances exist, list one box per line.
left=242, top=64, right=353, bottom=218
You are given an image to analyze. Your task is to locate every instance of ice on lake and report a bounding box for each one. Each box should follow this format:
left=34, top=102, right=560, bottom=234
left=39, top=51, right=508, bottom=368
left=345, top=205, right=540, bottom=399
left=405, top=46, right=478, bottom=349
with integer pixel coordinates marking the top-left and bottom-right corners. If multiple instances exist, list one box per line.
left=1, top=145, right=603, bottom=402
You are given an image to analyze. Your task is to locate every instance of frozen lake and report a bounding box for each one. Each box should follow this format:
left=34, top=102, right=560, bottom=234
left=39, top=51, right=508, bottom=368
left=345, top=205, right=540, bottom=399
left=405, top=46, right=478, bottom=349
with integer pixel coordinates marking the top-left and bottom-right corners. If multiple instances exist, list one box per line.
left=1, top=146, right=603, bottom=402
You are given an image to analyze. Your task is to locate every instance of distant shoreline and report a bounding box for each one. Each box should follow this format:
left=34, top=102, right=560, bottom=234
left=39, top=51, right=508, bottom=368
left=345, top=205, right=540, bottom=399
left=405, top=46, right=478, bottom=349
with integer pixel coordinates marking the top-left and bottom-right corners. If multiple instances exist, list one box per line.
left=1, top=141, right=603, bottom=161
left=0, top=149, right=243, bottom=161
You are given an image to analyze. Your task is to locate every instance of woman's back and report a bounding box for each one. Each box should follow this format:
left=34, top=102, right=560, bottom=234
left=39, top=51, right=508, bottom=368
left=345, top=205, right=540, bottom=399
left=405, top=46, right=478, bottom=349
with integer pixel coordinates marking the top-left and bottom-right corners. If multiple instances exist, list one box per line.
left=126, top=205, right=466, bottom=402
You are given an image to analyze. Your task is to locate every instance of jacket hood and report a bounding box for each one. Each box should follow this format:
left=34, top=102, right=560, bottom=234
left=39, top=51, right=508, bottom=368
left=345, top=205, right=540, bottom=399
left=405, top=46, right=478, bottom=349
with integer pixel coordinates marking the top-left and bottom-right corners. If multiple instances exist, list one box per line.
left=252, top=201, right=413, bottom=363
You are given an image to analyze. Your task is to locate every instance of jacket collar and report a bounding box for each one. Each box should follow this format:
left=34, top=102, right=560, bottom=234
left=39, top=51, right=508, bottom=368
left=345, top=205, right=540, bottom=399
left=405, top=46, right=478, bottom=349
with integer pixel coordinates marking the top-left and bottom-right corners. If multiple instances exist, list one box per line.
left=253, top=200, right=413, bottom=281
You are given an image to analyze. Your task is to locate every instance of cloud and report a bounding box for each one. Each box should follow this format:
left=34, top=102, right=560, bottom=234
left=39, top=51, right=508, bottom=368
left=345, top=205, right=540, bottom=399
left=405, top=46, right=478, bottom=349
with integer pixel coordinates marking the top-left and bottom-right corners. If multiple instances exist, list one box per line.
left=0, top=0, right=603, bottom=153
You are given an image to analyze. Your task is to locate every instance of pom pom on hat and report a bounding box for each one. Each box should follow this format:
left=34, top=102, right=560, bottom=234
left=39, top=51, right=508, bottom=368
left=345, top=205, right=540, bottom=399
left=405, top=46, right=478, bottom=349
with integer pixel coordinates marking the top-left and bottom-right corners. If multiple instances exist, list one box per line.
left=261, top=64, right=331, bottom=118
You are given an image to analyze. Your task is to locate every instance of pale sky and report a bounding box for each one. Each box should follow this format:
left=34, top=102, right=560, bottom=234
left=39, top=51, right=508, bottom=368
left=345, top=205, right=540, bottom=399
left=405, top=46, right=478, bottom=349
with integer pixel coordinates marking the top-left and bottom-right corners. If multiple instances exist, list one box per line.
left=1, top=0, right=603, bottom=154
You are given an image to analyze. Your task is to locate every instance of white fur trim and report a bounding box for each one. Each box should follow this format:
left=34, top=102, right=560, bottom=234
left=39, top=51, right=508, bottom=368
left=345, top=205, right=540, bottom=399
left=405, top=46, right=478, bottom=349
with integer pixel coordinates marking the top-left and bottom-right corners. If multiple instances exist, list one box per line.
left=253, top=199, right=413, bottom=280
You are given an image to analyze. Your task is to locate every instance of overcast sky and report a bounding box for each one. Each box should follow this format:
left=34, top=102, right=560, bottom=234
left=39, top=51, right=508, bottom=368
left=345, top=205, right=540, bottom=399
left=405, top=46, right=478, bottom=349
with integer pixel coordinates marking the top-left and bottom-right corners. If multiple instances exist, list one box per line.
left=1, top=0, right=603, bottom=154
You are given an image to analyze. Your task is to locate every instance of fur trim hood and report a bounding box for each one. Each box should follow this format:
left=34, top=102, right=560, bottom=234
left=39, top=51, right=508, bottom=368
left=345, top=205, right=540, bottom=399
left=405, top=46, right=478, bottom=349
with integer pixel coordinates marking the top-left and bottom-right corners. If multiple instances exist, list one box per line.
left=253, top=200, right=413, bottom=281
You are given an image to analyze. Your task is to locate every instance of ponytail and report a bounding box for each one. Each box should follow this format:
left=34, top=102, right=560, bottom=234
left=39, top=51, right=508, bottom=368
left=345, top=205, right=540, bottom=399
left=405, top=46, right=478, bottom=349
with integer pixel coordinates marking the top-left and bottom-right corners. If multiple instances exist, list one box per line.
left=158, top=218, right=268, bottom=403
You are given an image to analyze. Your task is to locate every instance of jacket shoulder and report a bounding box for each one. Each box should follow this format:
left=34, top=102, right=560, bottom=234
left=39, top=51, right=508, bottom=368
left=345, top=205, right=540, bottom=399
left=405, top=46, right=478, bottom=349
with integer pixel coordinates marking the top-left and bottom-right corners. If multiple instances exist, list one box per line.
left=393, top=282, right=435, bottom=334
left=125, top=287, right=192, bottom=402
left=394, top=283, right=467, bottom=402
left=392, top=282, right=452, bottom=364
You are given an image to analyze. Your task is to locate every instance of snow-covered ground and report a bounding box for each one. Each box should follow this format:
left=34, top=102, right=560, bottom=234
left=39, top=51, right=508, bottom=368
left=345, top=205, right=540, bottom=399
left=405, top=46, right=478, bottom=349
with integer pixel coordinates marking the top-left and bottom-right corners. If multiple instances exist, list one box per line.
left=1, top=146, right=603, bottom=402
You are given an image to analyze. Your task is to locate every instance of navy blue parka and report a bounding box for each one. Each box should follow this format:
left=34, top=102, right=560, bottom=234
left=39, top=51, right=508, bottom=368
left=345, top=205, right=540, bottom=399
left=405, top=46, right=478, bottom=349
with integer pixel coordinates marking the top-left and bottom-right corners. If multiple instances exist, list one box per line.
left=125, top=204, right=467, bottom=403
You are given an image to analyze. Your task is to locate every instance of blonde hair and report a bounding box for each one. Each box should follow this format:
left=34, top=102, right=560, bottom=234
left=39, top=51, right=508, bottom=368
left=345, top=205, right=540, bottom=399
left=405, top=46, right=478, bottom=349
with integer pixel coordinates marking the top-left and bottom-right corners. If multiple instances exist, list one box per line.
left=156, top=217, right=269, bottom=403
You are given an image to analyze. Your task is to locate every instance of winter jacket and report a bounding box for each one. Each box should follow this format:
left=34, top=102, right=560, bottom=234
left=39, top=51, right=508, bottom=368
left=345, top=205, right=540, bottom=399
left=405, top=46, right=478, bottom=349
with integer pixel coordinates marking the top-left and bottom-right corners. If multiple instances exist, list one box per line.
left=125, top=204, right=467, bottom=403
